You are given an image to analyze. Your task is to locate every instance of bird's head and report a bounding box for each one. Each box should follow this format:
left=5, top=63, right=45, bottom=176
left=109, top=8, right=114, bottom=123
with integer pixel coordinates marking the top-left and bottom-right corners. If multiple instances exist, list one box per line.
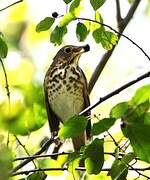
left=53, top=44, right=90, bottom=65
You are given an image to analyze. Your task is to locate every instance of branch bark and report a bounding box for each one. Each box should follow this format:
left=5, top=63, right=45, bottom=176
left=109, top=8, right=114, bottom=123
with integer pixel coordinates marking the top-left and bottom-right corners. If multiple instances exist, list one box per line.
left=88, top=0, right=142, bottom=94
left=80, top=70, right=150, bottom=116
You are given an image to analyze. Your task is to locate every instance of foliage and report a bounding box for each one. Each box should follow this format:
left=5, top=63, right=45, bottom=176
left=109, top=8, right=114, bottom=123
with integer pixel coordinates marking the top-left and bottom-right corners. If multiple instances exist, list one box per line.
left=0, top=0, right=150, bottom=180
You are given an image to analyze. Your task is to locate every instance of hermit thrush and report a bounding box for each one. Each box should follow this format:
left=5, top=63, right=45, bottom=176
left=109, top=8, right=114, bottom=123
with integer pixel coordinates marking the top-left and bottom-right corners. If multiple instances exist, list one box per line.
left=44, top=44, right=91, bottom=151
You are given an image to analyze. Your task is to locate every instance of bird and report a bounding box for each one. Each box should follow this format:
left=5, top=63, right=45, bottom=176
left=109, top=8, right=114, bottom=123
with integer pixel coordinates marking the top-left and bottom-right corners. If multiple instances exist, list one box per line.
left=44, top=44, right=91, bottom=151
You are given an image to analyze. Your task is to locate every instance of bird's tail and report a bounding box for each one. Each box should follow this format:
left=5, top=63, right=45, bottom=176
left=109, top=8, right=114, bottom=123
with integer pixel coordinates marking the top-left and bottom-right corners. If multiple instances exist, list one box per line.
left=72, top=132, right=85, bottom=151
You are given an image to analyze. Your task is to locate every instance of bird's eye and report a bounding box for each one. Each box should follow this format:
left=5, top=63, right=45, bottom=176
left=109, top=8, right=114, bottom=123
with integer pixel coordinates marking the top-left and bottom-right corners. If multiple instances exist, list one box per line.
left=64, top=47, right=71, bottom=54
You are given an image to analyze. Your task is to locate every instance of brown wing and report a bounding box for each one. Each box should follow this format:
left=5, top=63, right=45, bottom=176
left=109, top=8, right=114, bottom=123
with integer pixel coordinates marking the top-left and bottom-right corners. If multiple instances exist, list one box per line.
left=44, top=83, right=60, bottom=137
left=80, top=69, right=91, bottom=140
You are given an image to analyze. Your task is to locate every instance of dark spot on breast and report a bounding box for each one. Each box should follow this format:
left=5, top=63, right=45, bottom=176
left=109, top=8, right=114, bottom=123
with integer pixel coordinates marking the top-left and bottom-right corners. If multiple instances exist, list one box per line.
left=66, top=84, right=71, bottom=91
left=63, top=80, right=66, bottom=84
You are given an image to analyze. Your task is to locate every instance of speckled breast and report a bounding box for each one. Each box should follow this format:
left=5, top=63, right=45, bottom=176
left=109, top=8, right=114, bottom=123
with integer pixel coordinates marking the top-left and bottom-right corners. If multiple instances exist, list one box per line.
left=44, top=64, right=84, bottom=122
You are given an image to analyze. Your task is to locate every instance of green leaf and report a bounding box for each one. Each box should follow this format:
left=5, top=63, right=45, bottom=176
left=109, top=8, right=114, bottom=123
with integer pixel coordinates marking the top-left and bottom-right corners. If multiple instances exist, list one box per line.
left=126, top=100, right=150, bottom=123
left=36, top=17, right=55, bottom=32
left=92, top=27, right=103, bottom=43
left=0, top=144, right=12, bottom=180
left=92, top=118, right=116, bottom=135
left=131, top=84, right=150, bottom=105
left=92, top=11, right=103, bottom=31
left=50, top=26, right=67, bottom=45
left=58, top=12, right=76, bottom=27
left=121, top=152, right=136, bottom=165
left=109, top=159, right=128, bottom=180
left=27, top=172, right=46, bottom=180
left=76, top=22, right=88, bottom=41
left=122, top=123, right=150, bottom=163
left=0, top=37, right=8, bottom=58
left=69, top=0, right=81, bottom=12
left=58, top=115, right=88, bottom=139
left=83, top=138, right=104, bottom=174
left=143, top=112, right=150, bottom=125
left=100, top=31, right=118, bottom=50
left=90, top=0, right=106, bottom=11
left=110, top=102, right=128, bottom=119
left=63, top=0, right=73, bottom=4
left=68, top=152, right=82, bottom=173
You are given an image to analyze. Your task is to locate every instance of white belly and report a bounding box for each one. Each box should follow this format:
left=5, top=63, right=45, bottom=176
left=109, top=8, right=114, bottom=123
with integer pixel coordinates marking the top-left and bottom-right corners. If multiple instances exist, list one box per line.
left=47, top=65, right=84, bottom=122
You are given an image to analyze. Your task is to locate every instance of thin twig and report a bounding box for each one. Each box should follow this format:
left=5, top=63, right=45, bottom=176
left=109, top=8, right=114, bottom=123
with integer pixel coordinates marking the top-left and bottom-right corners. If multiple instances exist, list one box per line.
left=14, top=135, right=37, bottom=169
left=80, top=70, right=150, bottom=116
left=10, top=137, right=55, bottom=174
left=13, top=151, right=120, bottom=161
left=13, top=152, right=71, bottom=161
left=0, top=0, right=23, bottom=12
left=10, top=166, right=150, bottom=177
left=0, top=58, right=10, bottom=107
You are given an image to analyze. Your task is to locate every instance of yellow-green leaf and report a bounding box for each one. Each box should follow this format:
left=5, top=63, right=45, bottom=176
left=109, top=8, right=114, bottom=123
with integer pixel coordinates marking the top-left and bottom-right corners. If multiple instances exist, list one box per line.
left=58, top=12, right=76, bottom=27
left=36, top=17, right=55, bottom=32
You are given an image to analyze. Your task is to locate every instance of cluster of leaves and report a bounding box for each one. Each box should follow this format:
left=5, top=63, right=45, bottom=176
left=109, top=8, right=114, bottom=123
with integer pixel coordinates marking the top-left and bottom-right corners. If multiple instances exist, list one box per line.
left=58, top=84, right=150, bottom=178
left=36, top=0, right=118, bottom=50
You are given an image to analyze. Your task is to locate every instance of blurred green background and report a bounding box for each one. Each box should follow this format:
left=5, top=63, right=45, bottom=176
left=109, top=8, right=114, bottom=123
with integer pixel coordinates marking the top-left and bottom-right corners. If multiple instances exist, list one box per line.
left=0, top=0, right=150, bottom=179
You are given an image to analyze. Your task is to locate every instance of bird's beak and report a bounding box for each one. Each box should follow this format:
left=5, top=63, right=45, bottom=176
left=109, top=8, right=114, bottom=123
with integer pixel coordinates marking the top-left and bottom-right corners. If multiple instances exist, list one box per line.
left=73, top=44, right=90, bottom=54
left=70, top=44, right=90, bottom=64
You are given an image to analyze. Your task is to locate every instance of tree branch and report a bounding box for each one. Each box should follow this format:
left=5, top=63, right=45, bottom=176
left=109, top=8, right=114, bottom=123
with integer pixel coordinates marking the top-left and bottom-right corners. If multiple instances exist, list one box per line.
left=0, top=0, right=23, bottom=12
left=0, top=59, right=10, bottom=106
left=9, top=137, right=56, bottom=174
left=88, top=0, right=142, bottom=94
left=116, top=0, right=122, bottom=23
left=120, top=0, right=141, bottom=33
left=10, top=166, right=150, bottom=177
left=79, top=70, right=150, bottom=116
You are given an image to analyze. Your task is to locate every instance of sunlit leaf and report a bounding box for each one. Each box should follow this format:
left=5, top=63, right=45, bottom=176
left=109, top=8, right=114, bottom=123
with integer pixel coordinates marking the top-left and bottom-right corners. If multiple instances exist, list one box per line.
left=76, top=22, right=89, bottom=41
left=90, top=0, right=106, bottom=11
left=100, top=31, right=118, bottom=50
left=39, top=159, right=63, bottom=176
left=92, top=11, right=103, bottom=31
left=50, top=26, right=67, bottom=45
left=68, top=152, right=82, bottom=173
left=122, top=123, right=150, bottom=163
left=131, top=84, right=150, bottom=105
left=36, top=17, right=55, bottom=32
left=58, top=12, right=76, bottom=27
left=69, top=0, right=82, bottom=12
left=92, top=118, right=116, bottom=135
left=58, top=116, right=87, bottom=139
left=126, top=100, right=150, bottom=123
left=0, top=144, right=12, bottom=180
left=84, top=138, right=104, bottom=174
left=0, top=37, right=8, bottom=58
left=110, top=102, right=129, bottom=119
